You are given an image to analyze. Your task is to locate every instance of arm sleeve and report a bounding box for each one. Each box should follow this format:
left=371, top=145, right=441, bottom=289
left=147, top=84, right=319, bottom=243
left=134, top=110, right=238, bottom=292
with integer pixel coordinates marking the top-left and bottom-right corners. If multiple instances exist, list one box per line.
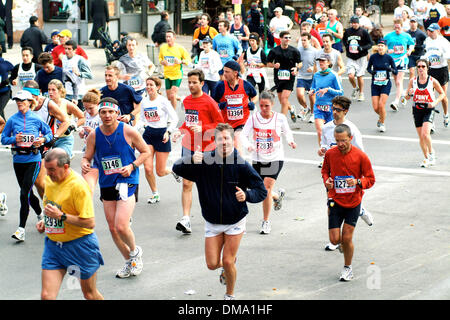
left=360, top=152, right=376, bottom=190
left=239, top=116, right=253, bottom=150
left=164, top=98, right=179, bottom=133
left=1, top=120, right=15, bottom=145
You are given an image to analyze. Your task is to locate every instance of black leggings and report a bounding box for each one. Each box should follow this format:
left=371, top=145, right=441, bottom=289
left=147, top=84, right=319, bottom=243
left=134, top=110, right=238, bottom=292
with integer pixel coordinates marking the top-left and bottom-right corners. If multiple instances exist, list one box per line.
left=13, top=162, right=42, bottom=228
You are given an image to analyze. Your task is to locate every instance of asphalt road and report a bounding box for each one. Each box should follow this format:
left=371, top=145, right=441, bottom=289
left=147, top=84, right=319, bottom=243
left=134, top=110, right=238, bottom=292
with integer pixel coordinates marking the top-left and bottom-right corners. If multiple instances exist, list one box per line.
left=0, top=38, right=449, bottom=301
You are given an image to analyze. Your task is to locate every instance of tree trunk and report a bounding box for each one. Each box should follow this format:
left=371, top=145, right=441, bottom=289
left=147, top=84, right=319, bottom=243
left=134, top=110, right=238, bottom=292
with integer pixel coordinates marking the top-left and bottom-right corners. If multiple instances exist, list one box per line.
left=332, top=0, right=354, bottom=29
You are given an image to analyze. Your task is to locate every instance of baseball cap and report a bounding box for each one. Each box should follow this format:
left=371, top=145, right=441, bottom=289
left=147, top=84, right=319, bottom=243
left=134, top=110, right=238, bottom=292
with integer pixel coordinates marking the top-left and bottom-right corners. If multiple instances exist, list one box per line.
left=427, top=23, right=440, bottom=31
left=350, top=16, right=359, bottom=23
left=377, top=39, right=387, bottom=45
left=13, top=90, right=33, bottom=101
left=410, top=16, right=418, bottom=22
left=316, top=53, right=331, bottom=61
left=306, top=18, right=315, bottom=25
left=202, top=36, right=212, bottom=43
left=58, top=29, right=72, bottom=38
left=50, top=29, right=60, bottom=38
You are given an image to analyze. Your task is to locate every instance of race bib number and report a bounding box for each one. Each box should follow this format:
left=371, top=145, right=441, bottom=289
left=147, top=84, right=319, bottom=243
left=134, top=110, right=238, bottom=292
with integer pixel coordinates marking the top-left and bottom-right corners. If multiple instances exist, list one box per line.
left=185, top=109, right=199, bottom=126
left=374, top=70, right=388, bottom=86
left=277, top=69, right=291, bottom=81
left=317, top=104, right=331, bottom=112
left=334, top=175, right=356, bottom=194
left=128, top=76, right=143, bottom=90
left=44, top=215, right=65, bottom=234
left=254, top=128, right=276, bottom=155
left=429, top=54, right=442, bottom=67
left=165, top=56, right=176, bottom=65
left=101, top=156, right=123, bottom=175
left=393, top=45, right=404, bottom=54
left=17, top=134, right=35, bottom=147
left=144, top=107, right=160, bottom=122
left=219, top=49, right=229, bottom=58
left=200, top=57, right=210, bottom=69
left=227, top=106, right=244, bottom=120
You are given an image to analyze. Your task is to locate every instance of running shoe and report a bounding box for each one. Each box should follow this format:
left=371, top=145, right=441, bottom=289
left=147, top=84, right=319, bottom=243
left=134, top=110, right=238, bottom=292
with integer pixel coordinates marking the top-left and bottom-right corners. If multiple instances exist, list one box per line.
left=360, top=207, right=374, bottom=226
left=351, top=87, right=359, bottom=100
left=390, top=101, right=399, bottom=111
left=172, top=171, right=182, bottom=183
left=308, top=114, right=314, bottom=123
left=297, top=106, right=307, bottom=120
left=420, top=158, right=430, bottom=168
left=116, top=260, right=132, bottom=278
left=379, top=123, right=386, bottom=133
left=224, top=294, right=235, bottom=300
left=400, top=96, right=407, bottom=106
left=0, top=192, right=7, bottom=216
left=376, top=121, right=381, bottom=128
left=318, top=159, right=324, bottom=168
left=260, top=220, right=271, bottom=234
left=289, top=106, right=297, bottom=123
left=430, top=121, right=436, bottom=134
left=147, top=192, right=160, bottom=204
left=339, top=266, right=353, bottom=282
left=358, top=92, right=365, bottom=102
left=428, top=152, right=436, bottom=166
left=302, top=107, right=311, bottom=121
left=219, top=268, right=226, bottom=285
left=11, top=227, right=25, bottom=242
left=273, top=188, right=286, bottom=211
left=444, top=114, right=449, bottom=128
left=176, top=216, right=192, bottom=234
left=325, top=242, right=340, bottom=251
left=129, top=245, right=144, bottom=276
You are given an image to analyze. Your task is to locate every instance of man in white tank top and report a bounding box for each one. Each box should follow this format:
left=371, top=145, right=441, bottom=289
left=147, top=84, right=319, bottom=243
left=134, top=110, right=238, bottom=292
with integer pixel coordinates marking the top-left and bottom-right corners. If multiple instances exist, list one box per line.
left=10, top=47, right=42, bottom=89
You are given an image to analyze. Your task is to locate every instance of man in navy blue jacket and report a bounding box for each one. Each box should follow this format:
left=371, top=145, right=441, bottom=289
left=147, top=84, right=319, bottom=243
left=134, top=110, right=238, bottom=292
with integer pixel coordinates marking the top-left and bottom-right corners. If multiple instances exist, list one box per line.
left=173, top=123, right=267, bottom=300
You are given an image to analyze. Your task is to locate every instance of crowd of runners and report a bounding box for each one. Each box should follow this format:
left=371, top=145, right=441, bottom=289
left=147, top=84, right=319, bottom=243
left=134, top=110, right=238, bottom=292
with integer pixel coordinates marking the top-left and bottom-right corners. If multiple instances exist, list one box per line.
left=0, top=0, right=449, bottom=300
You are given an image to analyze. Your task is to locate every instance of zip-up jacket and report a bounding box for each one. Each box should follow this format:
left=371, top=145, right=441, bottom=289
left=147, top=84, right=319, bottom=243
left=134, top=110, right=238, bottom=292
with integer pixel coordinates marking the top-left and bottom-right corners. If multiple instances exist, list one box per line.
left=1, top=110, right=52, bottom=163
left=172, top=148, right=267, bottom=224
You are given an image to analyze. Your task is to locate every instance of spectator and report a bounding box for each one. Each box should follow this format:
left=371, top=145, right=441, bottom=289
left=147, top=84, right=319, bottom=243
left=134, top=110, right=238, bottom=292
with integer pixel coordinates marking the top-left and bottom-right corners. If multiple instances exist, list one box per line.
left=44, top=30, right=60, bottom=53
left=20, top=16, right=49, bottom=63
left=89, top=0, right=109, bottom=48
left=247, top=2, right=264, bottom=37
left=0, top=0, right=12, bottom=50
left=52, top=29, right=88, bottom=68
left=0, top=46, right=13, bottom=119
left=0, top=17, right=5, bottom=53
left=151, top=11, right=171, bottom=76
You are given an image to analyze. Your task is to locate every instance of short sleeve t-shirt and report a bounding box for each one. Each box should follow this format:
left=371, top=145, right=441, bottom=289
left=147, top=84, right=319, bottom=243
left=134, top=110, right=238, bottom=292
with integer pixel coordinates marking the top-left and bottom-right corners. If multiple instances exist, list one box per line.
left=43, top=170, right=95, bottom=242
left=100, top=82, right=143, bottom=115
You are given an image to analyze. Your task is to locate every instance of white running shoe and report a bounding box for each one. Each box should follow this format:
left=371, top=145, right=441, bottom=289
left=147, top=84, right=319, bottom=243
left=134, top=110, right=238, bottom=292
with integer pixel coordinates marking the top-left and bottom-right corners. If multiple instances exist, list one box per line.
left=260, top=220, right=271, bottom=234
left=360, top=207, right=374, bottom=226
left=12, top=227, right=25, bottom=242
left=390, top=101, right=399, bottom=111
left=147, top=192, right=160, bottom=204
left=176, top=216, right=192, bottom=234
left=444, top=114, right=449, bottom=128
left=351, top=87, right=359, bottom=100
left=358, top=92, right=365, bottom=101
left=273, top=188, right=286, bottom=211
left=430, top=122, right=436, bottom=134
left=129, top=245, right=143, bottom=276
left=420, top=158, right=430, bottom=168
left=325, top=242, right=339, bottom=251
left=339, top=266, right=353, bottom=281
left=219, top=268, right=226, bottom=285
left=308, top=114, right=314, bottom=123
left=288, top=106, right=297, bottom=123
left=224, top=294, right=235, bottom=300
left=428, top=152, right=436, bottom=166
left=0, top=192, right=7, bottom=216
left=379, top=123, right=386, bottom=133
left=116, top=260, right=132, bottom=278
left=318, top=159, right=324, bottom=168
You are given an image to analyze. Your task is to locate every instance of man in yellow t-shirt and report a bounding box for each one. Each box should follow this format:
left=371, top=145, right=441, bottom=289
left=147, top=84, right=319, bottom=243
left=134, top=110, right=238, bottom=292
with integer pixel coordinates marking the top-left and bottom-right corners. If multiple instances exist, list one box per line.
left=159, top=30, right=191, bottom=109
left=36, top=148, right=104, bottom=300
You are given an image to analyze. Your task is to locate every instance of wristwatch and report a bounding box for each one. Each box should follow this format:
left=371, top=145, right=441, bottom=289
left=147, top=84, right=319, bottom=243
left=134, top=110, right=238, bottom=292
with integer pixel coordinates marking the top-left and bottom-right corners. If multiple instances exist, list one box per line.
left=60, top=213, right=67, bottom=221
left=131, top=162, right=138, bottom=171
left=128, top=114, right=135, bottom=121
left=357, top=179, right=362, bottom=187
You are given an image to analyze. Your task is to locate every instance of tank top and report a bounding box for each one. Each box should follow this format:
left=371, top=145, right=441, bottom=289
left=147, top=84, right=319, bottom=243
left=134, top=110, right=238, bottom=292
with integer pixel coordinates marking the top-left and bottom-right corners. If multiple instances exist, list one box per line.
left=245, top=47, right=268, bottom=81
left=230, top=24, right=249, bottom=51
left=251, top=112, right=283, bottom=162
left=412, top=76, right=436, bottom=109
left=220, top=79, right=250, bottom=128
left=326, top=21, right=341, bottom=43
left=17, top=63, right=37, bottom=88
left=94, top=122, right=139, bottom=188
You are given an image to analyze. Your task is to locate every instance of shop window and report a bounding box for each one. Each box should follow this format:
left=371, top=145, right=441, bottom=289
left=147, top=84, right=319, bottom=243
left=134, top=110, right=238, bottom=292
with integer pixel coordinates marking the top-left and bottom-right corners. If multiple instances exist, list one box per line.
left=121, top=0, right=142, bottom=13
left=182, top=0, right=204, bottom=11
left=44, top=0, right=79, bottom=20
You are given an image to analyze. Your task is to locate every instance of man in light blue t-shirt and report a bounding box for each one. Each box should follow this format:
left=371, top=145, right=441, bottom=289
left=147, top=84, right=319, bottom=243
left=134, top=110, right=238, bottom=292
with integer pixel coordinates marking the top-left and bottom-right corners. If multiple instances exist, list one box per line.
left=212, top=19, right=242, bottom=75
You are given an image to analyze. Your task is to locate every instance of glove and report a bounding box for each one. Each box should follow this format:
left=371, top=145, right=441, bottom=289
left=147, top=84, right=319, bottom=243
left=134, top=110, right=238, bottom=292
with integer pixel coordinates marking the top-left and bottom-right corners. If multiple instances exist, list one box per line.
left=248, top=101, right=255, bottom=110
left=218, top=101, right=227, bottom=110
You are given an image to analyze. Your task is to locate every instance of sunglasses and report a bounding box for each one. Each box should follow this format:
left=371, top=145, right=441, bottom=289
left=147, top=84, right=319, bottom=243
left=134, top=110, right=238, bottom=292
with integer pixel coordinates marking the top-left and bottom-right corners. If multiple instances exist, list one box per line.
left=333, top=107, right=345, bottom=112
left=417, top=65, right=427, bottom=69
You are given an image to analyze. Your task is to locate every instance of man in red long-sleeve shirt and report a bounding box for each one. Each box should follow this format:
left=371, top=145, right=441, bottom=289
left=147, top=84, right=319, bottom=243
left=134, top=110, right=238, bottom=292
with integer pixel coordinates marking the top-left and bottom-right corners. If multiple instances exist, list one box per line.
left=52, top=29, right=88, bottom=68
left=321, top=123, right=375, bottom=282
left=172, top=69, right=224, bottom=234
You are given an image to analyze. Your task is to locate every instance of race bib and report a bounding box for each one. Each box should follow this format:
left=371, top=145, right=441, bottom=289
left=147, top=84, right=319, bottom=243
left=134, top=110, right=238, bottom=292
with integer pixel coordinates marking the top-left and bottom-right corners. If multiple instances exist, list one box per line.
left=317, top=104, right=331, bottom=112
left=219, top=49, right=229, bottom=58
left=185, top=109, right=199, bottom=126
left=277, top=69, right=291, bottom=81
left=44, top=215, right=65, bottom=234
left=200, top=57, right=210, bottom=69
left=144, top=107, right=160, bottom=122
left=165, top=56, right=176, bottom=65
left=374, top=70, right=388, bottom=86
left=393, top=45, right=404, bottom=54
left=227, top=106, right=244, bottom=120
left=254, top=128, right=277, bottom=155
left=101, top=156, right=123, bottom=175
left=334, top=175, right=356, bottom=194
left=17, top=134, right=35, bottom=147
left=128, top=76, right=144, bottom=90
left=429, top=54, right=442, bottom=67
